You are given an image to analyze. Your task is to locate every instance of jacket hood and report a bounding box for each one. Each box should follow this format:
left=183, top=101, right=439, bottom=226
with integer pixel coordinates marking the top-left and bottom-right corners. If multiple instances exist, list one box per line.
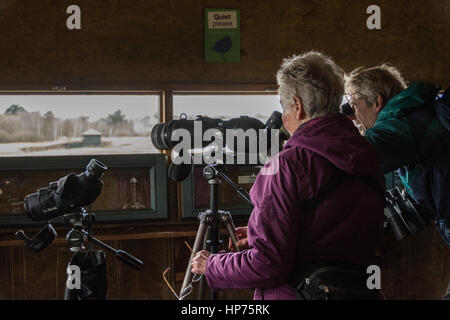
left=378, top=82, right=440, bottom=121
left=284, top=113, right=381, bottom=177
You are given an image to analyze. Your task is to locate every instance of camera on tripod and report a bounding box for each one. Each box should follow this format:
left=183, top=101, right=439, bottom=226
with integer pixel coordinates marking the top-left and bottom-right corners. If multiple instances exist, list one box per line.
left=16, top=159, right=107, bottom=252
left=155, top=110, right=288, bottom=299
left=152, top=111, right=290, bottom=173
left=151, top=111, right=288, bottom=153
left=15, top=159, right=143, bottom=300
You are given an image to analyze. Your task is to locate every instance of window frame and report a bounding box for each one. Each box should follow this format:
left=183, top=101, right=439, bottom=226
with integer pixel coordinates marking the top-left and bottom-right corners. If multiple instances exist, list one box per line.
left=0, top=85, right=280, bottom=224
left=171, top=89, right=279, bottom=218
left=0, top=153, right=168, bottom=227
left=0, top=90, right=167, bottom=226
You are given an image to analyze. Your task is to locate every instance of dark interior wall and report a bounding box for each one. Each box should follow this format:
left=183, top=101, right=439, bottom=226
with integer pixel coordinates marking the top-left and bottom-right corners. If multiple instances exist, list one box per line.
left=0, top=232, right=255, bottom=300
left=0, top=0, right=449, bottom=88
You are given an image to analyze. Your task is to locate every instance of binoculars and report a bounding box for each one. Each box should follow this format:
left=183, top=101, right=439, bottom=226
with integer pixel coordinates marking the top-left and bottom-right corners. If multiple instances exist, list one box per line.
left=384, top=187, right=428, bottom=240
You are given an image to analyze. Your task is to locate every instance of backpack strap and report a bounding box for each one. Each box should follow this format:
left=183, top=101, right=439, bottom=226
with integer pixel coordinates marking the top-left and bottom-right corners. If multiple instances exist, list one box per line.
left=301, top=167, right=385, bottom=212
left=290, top=262, right=380, bottom=300
left=301, top=170, right=345, bottom=212
left=434, top=87, right=450, bottom=132
left=404, top=103, right=434, bottom=160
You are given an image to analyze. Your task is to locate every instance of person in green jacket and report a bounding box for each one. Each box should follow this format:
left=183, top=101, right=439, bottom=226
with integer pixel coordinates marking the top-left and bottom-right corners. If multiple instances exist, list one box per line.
left=345, top=64, right=450, bottom=245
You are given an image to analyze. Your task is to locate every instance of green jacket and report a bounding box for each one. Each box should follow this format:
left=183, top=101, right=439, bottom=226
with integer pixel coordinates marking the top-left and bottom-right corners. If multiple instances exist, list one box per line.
left=365, top=82, right=450, bottom=244
left=365, top=82, right=443, bottom=174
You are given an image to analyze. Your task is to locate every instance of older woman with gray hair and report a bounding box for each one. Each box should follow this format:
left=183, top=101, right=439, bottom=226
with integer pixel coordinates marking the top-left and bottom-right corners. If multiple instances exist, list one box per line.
left=345, top=65, right=450, bottom=246
left=191, top=51, right=385, bottom=300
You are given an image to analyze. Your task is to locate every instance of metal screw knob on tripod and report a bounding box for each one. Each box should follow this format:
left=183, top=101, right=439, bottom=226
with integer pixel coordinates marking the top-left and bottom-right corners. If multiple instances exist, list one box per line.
left=81, top=210, right=96, bottom=227
left=206, top=239, right=223, bottom=247
left=66, top=228, right=85, bottom=252
left=203, top=165, right=220, bottom=180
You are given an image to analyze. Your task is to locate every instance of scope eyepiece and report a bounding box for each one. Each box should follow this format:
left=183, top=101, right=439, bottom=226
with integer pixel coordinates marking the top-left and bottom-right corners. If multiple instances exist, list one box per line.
left=86, top=159, right=108, bottom=179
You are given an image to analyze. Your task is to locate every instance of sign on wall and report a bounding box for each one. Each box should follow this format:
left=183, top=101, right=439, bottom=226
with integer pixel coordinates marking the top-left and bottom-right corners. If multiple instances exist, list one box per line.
left=204, top=9, right=240, bottom=62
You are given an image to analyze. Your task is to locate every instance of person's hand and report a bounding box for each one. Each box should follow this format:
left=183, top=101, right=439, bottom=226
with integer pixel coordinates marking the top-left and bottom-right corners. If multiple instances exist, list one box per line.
left=228, top=226, right=249, bottom=251
left=191, top=250, right=212, bottom=275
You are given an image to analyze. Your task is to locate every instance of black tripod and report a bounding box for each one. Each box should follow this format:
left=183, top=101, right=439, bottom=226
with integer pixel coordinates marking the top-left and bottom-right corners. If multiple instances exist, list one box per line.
left=16, top=207, right=143, bottom=300
left=64, top=208, right=143, bottom=299
left=64, top=208, right=143, bottom=268
left=179, top=164, right=253, bottom=300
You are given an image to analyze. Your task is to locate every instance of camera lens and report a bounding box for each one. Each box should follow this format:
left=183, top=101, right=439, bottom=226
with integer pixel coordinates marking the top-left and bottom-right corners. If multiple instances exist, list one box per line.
left=24, top=193, right=41, bottom=221
left=151, top=121, right=190, bottom=150
left=151, top=123, right=169, bottom=150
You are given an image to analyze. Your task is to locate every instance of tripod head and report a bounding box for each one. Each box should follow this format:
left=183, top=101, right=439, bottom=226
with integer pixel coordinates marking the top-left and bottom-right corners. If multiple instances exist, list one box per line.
left=202, top=164, right=253, bottom=207
left=15, top=207, right=143, bottom=270
left=64, top=208, right=95, bottom=252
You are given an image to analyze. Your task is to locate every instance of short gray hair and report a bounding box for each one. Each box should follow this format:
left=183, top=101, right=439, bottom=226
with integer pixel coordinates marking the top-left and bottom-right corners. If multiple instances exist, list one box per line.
left=276, top=51, right=345, bottom=119
left=345, top=64, right=407, bottom=106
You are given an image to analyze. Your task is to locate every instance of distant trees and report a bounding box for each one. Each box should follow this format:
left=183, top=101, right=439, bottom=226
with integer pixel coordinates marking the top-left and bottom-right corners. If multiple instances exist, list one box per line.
left=4, top=104, right=26, bottom=115
left=76, top=116, right=89, bottom=136
left=107, top=110, right=126, bottom=124
left=62, top=119, right=75, bottom=137
left=0, top=106, right=143, bottom=143
left=103, top=109, right=135, bottom=137
left=0, top=106, right=43, bottom=143
left=43, top=111, right=56, bottom=141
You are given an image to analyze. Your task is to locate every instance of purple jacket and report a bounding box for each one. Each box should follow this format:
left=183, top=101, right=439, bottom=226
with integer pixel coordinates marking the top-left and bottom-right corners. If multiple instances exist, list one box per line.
left=205, top=113, right=385, bottom=299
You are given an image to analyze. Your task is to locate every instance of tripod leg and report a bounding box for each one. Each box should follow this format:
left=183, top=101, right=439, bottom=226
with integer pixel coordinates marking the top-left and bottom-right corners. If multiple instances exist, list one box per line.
left=222, top=212, right=242, bottom=252
left=207, top=218, right=221, bottom=300
left=198, top=224, right=222, bottom=300
left=197, top=227, right=212, bottom=300
left=179, top=220, right=208, bottom=300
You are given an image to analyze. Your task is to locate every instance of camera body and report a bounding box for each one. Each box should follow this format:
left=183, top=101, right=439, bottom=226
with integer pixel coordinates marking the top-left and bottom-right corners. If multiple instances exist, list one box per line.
left=24, top=159, right=107, bottom=221
left=152, top=111, right=289, bottom=181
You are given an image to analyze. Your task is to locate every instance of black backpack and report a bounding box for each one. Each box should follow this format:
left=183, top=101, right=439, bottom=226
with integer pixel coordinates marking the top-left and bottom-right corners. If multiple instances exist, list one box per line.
left=402, top=86, right=450, bottom=245
left=434, top=87, right=450, bottom=131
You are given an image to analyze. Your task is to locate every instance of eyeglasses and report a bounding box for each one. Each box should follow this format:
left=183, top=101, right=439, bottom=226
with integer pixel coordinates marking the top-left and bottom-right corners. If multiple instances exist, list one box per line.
left=345, top=92, right=358, bottom=104
left=162, top=267, right=203, bottom=300
left=162, top=241, right=203, bottom=300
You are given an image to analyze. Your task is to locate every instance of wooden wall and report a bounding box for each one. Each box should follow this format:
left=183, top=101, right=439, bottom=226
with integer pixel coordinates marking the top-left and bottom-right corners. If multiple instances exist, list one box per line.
left=0, top=226, right=254, bottom=299
left=381, top=227, right=450, bottom=299
left=0, top=0, right=449, bottom=88
left=0, top=0, right=449, bottom=300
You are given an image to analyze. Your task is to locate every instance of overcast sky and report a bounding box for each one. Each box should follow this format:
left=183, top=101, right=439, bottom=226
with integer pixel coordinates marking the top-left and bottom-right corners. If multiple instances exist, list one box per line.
left=174, top=95, right=281, bottom=119
left=0, top=94, right=282, bottom=122
left=0, top=95, right=159, bottom=121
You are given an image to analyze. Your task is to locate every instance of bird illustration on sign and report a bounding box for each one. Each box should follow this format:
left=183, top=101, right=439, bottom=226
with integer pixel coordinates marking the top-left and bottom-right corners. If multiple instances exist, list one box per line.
left=211, top=36, right=232, bottom=61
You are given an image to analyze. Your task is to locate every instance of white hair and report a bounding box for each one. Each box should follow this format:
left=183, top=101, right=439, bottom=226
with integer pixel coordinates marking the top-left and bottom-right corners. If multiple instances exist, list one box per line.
left=345, top=64, right=407, bottom=106
left=276, top=51, right=345, bottom=119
